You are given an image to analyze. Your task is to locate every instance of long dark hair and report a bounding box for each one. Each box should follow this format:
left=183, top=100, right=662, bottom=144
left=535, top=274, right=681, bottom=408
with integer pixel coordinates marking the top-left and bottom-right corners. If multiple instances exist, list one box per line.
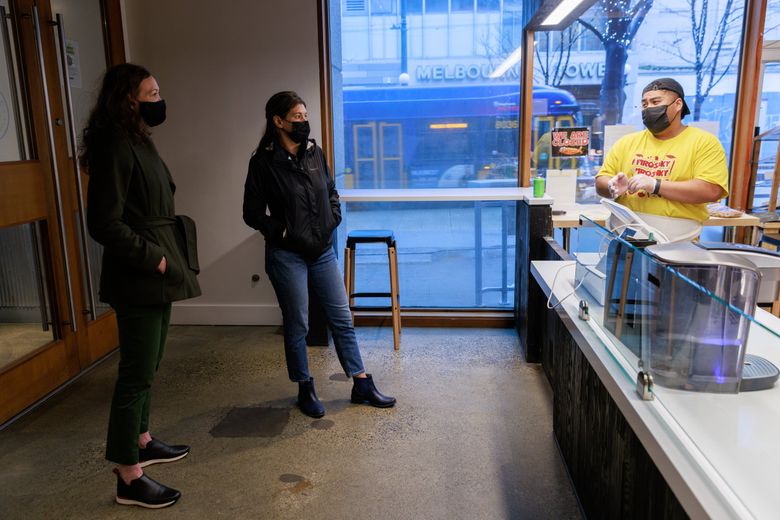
left=79, top=63, right=151, bottom=171
left=256, top=91, right=306, bottom=152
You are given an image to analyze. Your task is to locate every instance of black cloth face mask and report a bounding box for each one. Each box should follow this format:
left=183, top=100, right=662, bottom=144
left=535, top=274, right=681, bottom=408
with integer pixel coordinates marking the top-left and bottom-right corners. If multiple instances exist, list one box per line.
left=139, top=99, right=167, bottom=127
left=642, top=103, right=676, bottom=134
left=286, top=120, right=310, bottom=144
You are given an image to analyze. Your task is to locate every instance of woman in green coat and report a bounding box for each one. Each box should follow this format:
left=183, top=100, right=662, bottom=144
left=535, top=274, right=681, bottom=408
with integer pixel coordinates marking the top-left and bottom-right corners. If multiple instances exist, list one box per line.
left=82, top=63, right=200, bottom=509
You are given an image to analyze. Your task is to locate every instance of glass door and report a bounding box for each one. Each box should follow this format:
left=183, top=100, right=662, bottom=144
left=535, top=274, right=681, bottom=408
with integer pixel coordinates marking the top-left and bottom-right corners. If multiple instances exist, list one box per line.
left=0, top=0, right=119, bottom=425
left=50, top=0, right=118, bottom=359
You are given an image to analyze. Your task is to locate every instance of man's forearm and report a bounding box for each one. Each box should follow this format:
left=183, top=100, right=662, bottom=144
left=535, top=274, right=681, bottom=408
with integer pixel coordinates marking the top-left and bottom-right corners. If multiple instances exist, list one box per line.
left=655, top=178, right=724, bottom=204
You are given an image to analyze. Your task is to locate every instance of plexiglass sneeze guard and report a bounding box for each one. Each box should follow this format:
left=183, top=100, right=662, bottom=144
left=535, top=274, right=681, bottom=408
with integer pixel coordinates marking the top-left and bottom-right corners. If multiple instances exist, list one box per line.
left=571, top=216, right=780, bottom=394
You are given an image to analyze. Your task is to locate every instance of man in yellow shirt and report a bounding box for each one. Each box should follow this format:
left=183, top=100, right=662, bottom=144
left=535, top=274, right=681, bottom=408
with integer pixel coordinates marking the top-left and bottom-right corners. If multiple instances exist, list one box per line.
left=595, top=78, right=729, bottom=223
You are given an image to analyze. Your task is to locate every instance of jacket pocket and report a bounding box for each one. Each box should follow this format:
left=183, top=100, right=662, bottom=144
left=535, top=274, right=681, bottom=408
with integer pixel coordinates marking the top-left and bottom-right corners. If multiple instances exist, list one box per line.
left=175, top=215, right=200, bottom=274
left=163, top=253, right=185, bottom=285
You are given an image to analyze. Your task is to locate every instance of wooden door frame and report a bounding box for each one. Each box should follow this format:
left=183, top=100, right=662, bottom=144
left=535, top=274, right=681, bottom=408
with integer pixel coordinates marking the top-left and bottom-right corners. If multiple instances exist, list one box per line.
left=317, top=0, right=334, bottom=171
left=56, top=0, right=126, bottom=367
left=729, top=0, right=768, bottom=212
left=69, top=0, right=126, bottom=367
left=0, top=0, right=80, bottom=424
left=0, top=0, right=126, bottom=426
left=100, top=0, right=125, bottom=66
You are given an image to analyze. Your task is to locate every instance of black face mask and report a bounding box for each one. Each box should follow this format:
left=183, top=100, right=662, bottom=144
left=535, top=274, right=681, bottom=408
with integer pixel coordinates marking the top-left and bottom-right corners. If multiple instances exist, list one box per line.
left=642, top=104, right=674, bottom=134
left=286, top=120, right=310, bottom=144
left=139, top=99, right=166, bottom=127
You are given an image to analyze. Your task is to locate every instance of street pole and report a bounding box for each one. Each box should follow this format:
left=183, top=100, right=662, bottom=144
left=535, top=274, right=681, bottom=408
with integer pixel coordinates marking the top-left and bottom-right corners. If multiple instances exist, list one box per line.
left=400, top=0, right=408, bottom=75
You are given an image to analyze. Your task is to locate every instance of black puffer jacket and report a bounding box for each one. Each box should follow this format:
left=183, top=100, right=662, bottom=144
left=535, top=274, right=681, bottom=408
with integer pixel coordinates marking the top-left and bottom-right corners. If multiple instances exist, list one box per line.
left=243, top=139, right=341, bottom=258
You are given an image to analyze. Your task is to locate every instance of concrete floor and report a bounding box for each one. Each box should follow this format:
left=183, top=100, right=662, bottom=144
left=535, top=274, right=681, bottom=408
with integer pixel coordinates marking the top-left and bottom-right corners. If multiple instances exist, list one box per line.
left=0, top=326, right=583, bottom=520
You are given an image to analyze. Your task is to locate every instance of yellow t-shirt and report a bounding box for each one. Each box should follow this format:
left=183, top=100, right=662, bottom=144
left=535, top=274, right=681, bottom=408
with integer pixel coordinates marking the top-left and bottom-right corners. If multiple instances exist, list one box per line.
left=596, top=126, right=729, bottom=222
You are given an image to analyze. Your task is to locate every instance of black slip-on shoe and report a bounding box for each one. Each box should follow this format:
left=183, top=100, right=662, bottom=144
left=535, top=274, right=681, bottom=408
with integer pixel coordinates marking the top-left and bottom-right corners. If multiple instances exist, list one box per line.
left=138, top=439, right=190, bottom=468
left=114, top=470, right=181, bottom=509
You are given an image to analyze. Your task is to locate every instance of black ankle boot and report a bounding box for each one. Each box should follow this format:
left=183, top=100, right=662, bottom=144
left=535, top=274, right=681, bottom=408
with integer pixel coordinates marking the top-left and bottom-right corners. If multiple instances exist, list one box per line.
left=298, top=377, right=325, bottom=418
left=351, top=374, right=396, bottom=408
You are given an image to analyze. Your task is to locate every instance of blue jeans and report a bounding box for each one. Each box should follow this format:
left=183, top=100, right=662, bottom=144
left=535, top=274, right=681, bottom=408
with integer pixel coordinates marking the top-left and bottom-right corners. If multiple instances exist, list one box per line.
left=265, top=246, right=366, bottom=382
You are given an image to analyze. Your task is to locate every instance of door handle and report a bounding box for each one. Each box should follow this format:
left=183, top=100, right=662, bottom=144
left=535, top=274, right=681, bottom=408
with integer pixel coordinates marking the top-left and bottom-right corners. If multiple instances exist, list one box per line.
left=54, top=13, right=95, bottom=320
left=32, top=6, right=77, bottom=331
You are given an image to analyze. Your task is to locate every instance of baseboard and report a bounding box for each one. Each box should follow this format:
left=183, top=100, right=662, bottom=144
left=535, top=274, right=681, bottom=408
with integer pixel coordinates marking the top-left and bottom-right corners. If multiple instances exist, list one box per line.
left=169, top=303, right=515, bottom=328
left=170, top=303, right=282, bottom=325
left=354, top=311, right=514, bottom=328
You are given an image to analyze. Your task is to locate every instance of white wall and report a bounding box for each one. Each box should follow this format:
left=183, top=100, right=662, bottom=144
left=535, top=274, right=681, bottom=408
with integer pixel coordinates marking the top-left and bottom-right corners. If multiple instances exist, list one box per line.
left=123, top=0, right=322, bottom=324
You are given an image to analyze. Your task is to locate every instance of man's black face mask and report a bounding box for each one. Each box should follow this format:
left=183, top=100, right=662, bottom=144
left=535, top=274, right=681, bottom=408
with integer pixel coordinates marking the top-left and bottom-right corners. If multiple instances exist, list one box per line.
left=642, top=103, right=674, bottom=134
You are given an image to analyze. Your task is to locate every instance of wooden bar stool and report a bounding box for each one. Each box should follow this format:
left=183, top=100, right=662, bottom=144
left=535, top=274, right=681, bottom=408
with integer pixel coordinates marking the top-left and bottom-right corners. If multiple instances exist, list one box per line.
left=343, top=230, right=401, bottom=350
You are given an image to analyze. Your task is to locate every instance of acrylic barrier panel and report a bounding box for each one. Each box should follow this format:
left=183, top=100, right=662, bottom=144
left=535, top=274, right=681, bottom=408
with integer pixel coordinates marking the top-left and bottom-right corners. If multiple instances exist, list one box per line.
left=573, top=216, right=780, bottom=394
left=570, top=216, right=780, bottom=519
left=570, top=217, right=647, bottom=377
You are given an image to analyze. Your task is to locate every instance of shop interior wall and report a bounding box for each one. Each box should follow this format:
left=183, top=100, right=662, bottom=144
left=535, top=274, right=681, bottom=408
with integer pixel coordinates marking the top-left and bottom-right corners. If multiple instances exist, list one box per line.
left=122, top=0, right=322, bottom=324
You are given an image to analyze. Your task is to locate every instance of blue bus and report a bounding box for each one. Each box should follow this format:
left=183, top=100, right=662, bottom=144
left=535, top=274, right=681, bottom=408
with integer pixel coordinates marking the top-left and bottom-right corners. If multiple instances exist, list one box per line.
left=341, top=84, right=581, bottom=189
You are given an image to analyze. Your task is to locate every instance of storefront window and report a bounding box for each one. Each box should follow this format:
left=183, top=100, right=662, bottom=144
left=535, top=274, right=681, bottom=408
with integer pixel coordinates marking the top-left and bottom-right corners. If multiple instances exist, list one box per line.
left=528, top=0, right=746, bottom=204
left=371, top=0, right=397, bottom=14
left=451, top=0, right=474, bottom=12
left=330, top=0, right=758, bottom=306
left=335, top=0, right=523, bottom=190
left=330, top=0, right=523, bottom=308
left=477, top=0, right=499, bottom=11
left=407, top=0, right=423, bottom=14
left=425, top=0, right=448, bottom=13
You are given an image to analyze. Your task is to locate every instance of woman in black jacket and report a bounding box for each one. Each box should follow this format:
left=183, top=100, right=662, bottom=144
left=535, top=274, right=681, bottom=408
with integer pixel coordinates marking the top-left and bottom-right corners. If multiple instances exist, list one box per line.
left=82, top=63, right=200, bottom=509
left=243, top=91, right=395, bottom=418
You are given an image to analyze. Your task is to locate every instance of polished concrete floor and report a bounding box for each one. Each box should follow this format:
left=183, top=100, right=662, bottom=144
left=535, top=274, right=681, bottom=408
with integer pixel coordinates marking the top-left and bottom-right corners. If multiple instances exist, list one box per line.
left=0, top=326, right=582, bottom=519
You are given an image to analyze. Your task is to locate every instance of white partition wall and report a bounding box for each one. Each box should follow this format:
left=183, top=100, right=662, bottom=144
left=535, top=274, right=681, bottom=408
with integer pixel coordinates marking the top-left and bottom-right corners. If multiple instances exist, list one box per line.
left=122, top=0, right=322, bottom=324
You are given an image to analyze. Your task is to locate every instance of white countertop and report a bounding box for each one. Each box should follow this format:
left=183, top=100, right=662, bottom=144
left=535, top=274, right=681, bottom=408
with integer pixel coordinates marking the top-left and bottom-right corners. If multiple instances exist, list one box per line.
left=339, top=187, right=554, bottom=205
left=551, top=202, right=762, bottom=228
left=532, top=260, right=780, bottom=520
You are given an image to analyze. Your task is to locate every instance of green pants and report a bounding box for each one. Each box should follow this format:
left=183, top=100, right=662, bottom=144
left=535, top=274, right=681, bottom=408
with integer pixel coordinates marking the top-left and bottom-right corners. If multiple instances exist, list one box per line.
left=105, top=303, right=171, bottom=465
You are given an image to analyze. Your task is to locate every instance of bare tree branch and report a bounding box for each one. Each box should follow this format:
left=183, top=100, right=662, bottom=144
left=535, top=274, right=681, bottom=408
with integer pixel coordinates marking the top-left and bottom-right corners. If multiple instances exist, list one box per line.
left=704, top=44, right=739, bottom=98
left=653, top=41, right=696, bottom=65
left=628, top=0, right=654, bottom=41
left=670, top=0, right=745, bottom=119
left=577, top=19, right=605, bottom=43
left=534, top=44, right=548, bottom=84
left=705, top=0, right=735, bottom=91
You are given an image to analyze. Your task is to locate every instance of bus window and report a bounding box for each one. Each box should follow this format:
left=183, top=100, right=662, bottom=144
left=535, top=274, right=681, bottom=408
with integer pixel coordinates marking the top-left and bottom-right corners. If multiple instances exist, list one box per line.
left=380, top=123, right=404, bottom=188
left=410, top=123, right=473, bottom=188
left=342, top=83, right=581, bottom=188
left=354, top=123, right=377, bottom=188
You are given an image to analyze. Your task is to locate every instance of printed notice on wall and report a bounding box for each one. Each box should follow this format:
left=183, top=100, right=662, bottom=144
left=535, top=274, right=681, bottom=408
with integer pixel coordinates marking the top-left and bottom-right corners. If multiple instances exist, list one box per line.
left=65, top=40, right=82, bottom=89
left=551, top=127, right=589, bottom=157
